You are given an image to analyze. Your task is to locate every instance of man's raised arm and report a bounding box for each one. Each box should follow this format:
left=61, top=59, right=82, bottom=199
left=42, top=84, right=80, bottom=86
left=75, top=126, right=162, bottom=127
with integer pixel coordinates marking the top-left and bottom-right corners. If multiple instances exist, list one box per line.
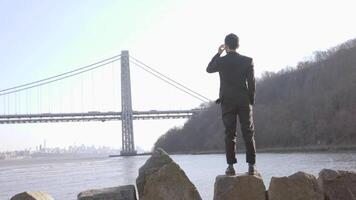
left=247, top=59, right=256, bottom=105
left=206, top=44, right=225, bottom=73
left=206, top=53, right=221, bottom=73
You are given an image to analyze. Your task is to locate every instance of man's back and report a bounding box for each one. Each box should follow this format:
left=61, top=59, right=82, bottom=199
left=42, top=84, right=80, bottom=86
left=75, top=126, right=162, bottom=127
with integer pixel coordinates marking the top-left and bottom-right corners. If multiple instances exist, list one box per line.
left=206, top=51, right=255, bottom=106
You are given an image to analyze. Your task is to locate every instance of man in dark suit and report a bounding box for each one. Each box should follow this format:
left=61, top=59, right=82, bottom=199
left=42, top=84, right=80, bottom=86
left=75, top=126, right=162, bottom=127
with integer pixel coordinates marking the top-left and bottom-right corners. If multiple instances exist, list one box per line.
left=206, top=33, right=257, bottom=175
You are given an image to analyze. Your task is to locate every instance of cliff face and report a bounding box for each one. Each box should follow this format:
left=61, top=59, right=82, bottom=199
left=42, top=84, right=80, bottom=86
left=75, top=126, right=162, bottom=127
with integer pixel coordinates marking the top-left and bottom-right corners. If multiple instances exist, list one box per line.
left=155, top=39, right=356, bottom=153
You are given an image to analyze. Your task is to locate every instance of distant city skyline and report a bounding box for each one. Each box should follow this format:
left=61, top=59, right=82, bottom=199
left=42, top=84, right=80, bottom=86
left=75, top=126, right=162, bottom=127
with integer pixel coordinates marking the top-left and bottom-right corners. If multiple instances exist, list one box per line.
left=1, top=0, right=356, bottom=151
left=0, top=142, right=122, bottom=153
left=0, top=142, right=124, bottom=160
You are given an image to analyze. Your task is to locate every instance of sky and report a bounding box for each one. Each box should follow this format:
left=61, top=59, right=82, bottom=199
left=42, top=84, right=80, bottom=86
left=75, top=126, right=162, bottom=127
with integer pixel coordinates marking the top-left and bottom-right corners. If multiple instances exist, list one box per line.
left=0, top=0, right=355, bottom=151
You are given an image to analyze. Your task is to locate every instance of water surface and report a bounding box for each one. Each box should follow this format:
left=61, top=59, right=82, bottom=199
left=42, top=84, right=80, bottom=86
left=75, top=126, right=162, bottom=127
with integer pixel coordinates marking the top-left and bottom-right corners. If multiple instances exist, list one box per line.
left=1, top=152, right=356, bottom=200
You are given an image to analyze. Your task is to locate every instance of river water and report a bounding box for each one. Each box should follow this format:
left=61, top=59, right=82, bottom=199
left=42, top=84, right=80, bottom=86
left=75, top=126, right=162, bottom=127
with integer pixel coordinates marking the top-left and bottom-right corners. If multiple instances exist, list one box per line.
left=1, top=152, right=356, bottom=200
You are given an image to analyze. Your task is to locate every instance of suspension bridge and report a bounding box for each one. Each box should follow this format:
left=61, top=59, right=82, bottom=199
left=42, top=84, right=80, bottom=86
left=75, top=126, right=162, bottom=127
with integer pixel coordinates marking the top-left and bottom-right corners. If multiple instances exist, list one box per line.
left=0, top=51, right=211, bottom=156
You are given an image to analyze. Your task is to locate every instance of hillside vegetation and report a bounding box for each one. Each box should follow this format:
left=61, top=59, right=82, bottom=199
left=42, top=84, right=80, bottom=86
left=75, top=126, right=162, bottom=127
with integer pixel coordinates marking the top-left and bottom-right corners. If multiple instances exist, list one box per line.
left=154, top=39, right=356, bottom=153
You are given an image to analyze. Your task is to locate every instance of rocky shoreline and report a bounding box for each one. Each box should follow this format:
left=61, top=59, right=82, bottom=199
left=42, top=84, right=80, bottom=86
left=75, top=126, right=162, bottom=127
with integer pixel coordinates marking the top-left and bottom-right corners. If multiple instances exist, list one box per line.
left=10, top=148, right=356, bottom=200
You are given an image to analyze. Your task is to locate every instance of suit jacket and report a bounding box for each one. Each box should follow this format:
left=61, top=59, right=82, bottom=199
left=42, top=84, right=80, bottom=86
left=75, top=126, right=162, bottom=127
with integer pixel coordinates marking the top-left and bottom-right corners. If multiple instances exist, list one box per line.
left=206, top=51, right=255, bottom=106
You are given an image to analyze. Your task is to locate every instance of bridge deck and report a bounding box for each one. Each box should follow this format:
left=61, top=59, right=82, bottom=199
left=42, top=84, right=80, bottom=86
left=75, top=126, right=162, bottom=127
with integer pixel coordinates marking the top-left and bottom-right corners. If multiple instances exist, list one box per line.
left=0, top=110, right=201, bottom=124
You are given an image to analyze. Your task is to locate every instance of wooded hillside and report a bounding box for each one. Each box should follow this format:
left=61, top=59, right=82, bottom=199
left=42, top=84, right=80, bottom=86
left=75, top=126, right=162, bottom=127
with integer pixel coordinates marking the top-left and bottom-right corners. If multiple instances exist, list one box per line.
left=154, top=39, right=356, bottom=153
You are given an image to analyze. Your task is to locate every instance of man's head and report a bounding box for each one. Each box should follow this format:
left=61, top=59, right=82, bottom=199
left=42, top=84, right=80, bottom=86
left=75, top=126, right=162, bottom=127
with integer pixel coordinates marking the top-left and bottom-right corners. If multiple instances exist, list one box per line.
left=224, top=33, right=239, bottom=51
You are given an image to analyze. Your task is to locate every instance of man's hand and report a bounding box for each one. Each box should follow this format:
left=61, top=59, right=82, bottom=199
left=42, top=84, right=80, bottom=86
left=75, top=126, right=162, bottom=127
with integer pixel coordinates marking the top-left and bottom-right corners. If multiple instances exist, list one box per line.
left=218, top=44, right=225, bottom=54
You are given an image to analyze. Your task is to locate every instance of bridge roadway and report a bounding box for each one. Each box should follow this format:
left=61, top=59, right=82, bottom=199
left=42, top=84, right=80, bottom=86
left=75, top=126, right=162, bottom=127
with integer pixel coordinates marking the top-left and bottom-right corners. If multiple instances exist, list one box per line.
left=0, top=109, right=201, bottom=124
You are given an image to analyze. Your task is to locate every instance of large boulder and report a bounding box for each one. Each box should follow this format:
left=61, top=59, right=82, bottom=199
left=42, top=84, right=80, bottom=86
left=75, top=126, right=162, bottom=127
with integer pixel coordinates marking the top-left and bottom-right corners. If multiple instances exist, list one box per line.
left=268, top=171, right=323, bottom=200
left=77, top=185, right=137, bottom=200
left=318, top=169, right=356, bottom=200
left=136, top=148, right=202, bottom=200
left=214, top=173, right=266, bottom=200
left=11, top=191, right=54, bottom=200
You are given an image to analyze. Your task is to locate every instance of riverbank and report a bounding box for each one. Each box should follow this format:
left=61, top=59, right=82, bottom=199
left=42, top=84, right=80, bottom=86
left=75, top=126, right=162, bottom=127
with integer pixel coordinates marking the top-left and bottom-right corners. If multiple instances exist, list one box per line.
left=166, top=144, right=356, bottom=155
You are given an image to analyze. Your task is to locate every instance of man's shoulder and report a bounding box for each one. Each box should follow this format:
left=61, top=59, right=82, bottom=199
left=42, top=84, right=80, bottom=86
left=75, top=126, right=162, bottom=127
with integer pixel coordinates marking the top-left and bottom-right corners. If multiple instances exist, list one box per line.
left=221, top=53, right=253, bottom=65
left=238, top=54, right=253, bottom=63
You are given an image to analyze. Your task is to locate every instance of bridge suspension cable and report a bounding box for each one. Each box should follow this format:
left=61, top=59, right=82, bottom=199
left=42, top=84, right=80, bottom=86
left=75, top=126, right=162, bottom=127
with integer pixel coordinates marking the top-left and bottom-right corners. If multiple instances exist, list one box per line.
left=130, top=60, right=209, bottom=103
left=130, top=56, right=211, bottom=103
left=0, top=55, right=121, bottom=96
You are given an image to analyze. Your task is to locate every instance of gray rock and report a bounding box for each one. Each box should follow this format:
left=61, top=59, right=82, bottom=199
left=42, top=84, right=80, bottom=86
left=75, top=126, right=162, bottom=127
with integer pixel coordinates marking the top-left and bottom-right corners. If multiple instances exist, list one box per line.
left=268, top=171, right=323, bottom=200
left=136, top=148, right=202, bottom=200
left=136, top=148, right=173, bottom=196
left=11, top=191, right=54, bottom=200
left=214, top=173, right=266, bottom=200
left=77, top=185, right=137, bottom=200
left=318, top=169, right=356, bottom=200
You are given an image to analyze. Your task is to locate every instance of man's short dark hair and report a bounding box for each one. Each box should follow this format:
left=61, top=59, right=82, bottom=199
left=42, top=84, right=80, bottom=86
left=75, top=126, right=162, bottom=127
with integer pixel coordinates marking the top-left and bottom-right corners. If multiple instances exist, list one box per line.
left=225, top=33, right=239, bottom=50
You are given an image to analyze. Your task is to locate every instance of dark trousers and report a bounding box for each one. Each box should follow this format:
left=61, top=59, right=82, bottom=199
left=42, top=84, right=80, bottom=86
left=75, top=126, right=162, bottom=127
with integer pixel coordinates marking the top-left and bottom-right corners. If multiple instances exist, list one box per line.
left=221, top=103, right=256, bottom=165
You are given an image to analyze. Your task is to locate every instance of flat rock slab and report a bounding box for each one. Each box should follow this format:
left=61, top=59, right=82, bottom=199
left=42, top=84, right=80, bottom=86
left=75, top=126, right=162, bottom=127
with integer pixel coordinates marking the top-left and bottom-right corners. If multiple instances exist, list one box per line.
left=268, top=171, right=323, bottom=200
left=11, top=191, right=54, bottom=200
left=214, top=173, right=266, bottom=200
left=318, top=169, right=356, bottom=200
left=77, top=185, right=137, bottom=200
left=136, top=148, right=202, bottom=200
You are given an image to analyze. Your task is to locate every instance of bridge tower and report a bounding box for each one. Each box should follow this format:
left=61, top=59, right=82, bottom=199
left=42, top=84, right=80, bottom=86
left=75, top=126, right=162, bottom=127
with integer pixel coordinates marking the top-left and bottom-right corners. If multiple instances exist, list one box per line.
left=120, top=50, right=137, bottom=156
